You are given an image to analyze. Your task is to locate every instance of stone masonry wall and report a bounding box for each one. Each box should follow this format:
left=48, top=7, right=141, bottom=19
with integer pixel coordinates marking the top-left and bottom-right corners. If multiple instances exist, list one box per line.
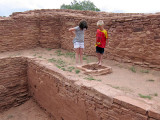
left=0, top=57, right=29, bottom=112
left=27, top=59, right=160, bottom=120
left=38, top=12, right=62, bottom=48
left=108, top=14, right=160, bottom=69
left=0, top=15, right=39, bottom=52
left=0, top=9, right=160, bottom=70
left=0, top=55, right=159, bottom=119
left=59, top=12, right=160, bottom=70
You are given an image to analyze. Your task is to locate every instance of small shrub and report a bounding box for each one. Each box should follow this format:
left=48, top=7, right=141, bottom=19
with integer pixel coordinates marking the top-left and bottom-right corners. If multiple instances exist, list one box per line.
left=146, top=79, right=155, bottom=82
left=61, top=67, right=66, bottom=71
left=138, top=94, right=152, bottom=100
left=140, top=69, right=149, bottom=73
left=67, top=66, right=75, bottom=72
left=65, top=52, right=75, bottom=58
left=75, top=69, right=80, bottom=74
left=56, top=65, right=62, bottom=69
left=84, top=76, right=95, bottom=80
left=55, top=50, right=64, bottom=56
left=57, top=59, right=66, bottom=66
left=130, top=66, right=136, bottom=73
left=154, top=93, right=158, bottom=96
left=150, top=93, right=158, bottom=97
left=84, top=76, right=101, bottom=81
left=83, top=55, right=88, bottom=60
left=48, top=58, right=56, bottom=63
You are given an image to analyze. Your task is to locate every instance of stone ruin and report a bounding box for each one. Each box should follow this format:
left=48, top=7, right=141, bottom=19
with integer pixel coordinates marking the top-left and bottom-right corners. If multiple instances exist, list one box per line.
left=0, top=9, right=160, bottom=120
left=77, top=63, right=112, bottom=75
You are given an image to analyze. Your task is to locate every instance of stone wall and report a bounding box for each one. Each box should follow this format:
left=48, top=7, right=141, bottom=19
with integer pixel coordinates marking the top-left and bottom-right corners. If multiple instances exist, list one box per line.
left=0, top=9, right=160, bottom=70
left=0, top=57, right=29, bottom=112
left=38, top=11, right=62, bottom=48
left=108, top=14, right=160, bottom=69
left=0, top=15, right=39, bottom=52
left=27, top=59, right=160, bottom=120
left=58, top=11, right=160, bottom=70
left=0, top=56, right=159, bottom=119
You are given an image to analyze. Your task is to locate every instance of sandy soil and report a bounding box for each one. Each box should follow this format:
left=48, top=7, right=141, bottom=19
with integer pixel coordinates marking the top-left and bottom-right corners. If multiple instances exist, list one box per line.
left=0, top=99, right=52, bottom=120
left=0, top=47, right=160, bottom=103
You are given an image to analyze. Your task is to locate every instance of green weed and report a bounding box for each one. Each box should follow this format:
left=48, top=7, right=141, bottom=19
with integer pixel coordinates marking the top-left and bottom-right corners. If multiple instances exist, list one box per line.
left=83, top=55, right=88, bottom=60
left=138, top=94, right=152, bottom=100
left=75, top=69, right=80, bottom=74
left=67, top=66, right=75, bottom=72
left=154, top=93, right=158, bottom=96
left=150, top=93, right=158, bottom=97
left=38, top=56, right=42, bottom=58
left=140, top=69, right=149, bottom=73
left=48, top=58, right=56, bottom=63
left=130, top=66, right=136, bottom=73
left=65, top=52, right=75, bottom=58
left=146, top=79, right=155, bottom=82
left=56, top=64, right=62, bottom=69
left=55, top=50, right=64, bottom=56
left=84, top=76, right=101, bottom=81
left=56, top=59, right=66, bottom=66
left=61, top=67, right=66, bottom=71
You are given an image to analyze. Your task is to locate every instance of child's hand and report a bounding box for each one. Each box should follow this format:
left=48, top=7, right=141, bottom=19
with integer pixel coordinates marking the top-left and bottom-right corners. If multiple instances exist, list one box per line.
left=69, top=28, right=75, bottom=36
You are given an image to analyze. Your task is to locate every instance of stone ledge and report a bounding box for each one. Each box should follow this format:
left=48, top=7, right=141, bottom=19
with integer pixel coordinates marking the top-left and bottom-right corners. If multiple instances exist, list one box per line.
left=148, top=107, right=160, bottom=120
left=77, top=63, right=112, bottom=75
left=113, top=96, right=151, bottom=115
left=0, top=56, right=160, bottom=120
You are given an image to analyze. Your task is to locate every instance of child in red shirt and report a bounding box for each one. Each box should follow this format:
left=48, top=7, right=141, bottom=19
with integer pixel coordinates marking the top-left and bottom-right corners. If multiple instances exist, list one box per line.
left=96, top=20, right=109, bottom=65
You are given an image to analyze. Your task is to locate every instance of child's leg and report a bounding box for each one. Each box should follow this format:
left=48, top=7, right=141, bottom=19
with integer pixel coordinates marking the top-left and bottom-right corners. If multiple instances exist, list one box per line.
left=97, top=53, right=100, bottom=64
left=79, top=48, right=83, bottom=64
left=75, top=48, right=80, bottom=64
left=99, top=54, right=103, bottom=65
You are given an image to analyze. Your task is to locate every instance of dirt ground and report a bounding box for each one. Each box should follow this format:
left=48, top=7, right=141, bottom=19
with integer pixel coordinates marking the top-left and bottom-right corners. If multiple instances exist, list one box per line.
left=0, top=99, right=52, bottom=120
left=0, top=47, right=160, bottom=104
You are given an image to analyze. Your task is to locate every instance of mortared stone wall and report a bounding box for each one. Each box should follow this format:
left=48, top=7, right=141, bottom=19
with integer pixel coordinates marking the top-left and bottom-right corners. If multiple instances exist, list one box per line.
left=0, top=9, right=159, bottom=70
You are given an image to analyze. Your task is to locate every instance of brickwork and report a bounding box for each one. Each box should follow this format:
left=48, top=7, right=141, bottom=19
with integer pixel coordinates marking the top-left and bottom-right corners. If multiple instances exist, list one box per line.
left=27, top=58, right=160, bottom=120
left=0, top=16, right=39, bottom=52
left=0, top=56, right=159, bottom=119
left=1, top=9, right=159, bottom=69
left=0, top=57, right=29, bottom=112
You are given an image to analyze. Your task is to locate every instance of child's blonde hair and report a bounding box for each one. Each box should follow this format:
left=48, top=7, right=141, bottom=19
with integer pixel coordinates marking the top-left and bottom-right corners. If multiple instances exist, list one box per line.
left=97, top=20, right=104, bottom=26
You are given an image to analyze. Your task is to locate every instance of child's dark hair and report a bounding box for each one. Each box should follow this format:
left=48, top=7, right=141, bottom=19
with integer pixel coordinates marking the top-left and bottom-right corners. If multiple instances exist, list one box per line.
left=79, top=20, right=88, bottom=30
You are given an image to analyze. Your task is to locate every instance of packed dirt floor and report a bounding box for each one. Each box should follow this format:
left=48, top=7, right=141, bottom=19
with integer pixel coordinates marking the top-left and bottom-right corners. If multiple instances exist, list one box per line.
left=0, top=99, right=52, bottom=120
left=0, top=47, right=160, bottom=119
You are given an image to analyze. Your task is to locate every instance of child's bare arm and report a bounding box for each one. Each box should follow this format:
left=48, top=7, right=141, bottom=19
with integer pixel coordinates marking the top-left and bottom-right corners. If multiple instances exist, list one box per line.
left=69, top=28, right=75, bottom=35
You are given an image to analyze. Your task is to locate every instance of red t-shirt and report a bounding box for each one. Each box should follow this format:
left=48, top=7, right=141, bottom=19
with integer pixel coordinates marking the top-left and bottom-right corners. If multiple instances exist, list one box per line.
left=96, top=29, right=108, bottom=48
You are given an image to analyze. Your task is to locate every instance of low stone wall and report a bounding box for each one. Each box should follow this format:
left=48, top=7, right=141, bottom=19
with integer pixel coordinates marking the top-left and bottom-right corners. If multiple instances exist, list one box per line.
left=0, top=57, right=29, bottom=112
left=59, top=12, right=160, bottom=70
left=27, top=59, right=160, bottom=120
left=0, top=9, right=159, bottom=70
left=0, top=16, right=39, bottom=52
left=0, top=56, right=159, bottom=119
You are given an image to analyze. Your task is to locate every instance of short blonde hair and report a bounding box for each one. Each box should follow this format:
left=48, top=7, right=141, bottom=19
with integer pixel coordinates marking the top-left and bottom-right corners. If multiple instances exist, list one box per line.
left=97, top=20, right=104, bottom=26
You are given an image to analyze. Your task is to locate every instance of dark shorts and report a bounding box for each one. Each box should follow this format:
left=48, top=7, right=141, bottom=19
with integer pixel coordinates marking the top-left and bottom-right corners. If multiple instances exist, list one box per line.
left=96, top=46, right=104, bottom=54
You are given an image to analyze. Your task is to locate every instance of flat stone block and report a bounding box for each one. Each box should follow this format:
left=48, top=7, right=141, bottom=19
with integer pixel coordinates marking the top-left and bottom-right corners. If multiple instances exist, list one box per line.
left=77, top=63, right=112, bottom=76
